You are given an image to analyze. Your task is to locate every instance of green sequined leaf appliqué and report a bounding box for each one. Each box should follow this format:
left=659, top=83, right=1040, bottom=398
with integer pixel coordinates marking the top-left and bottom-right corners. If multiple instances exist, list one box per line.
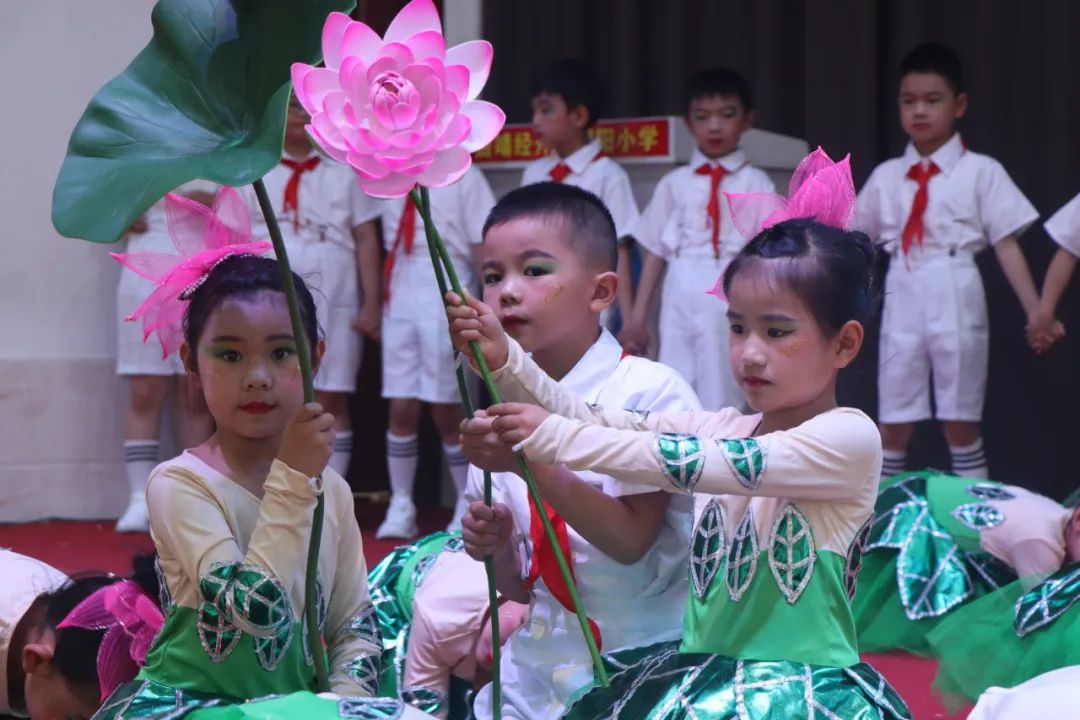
left=726, top=507, right=759, bottom=602
left=229, top=565, right=293, bottom=633
left=337, top=697, right=405, bottom=719
left=718, top=438, right=766, bottom=490
left=966, top=482, right=1014, bottom=502
left=343, top=653, right=381, bottom=696
left=255, top=619, right=294, bottom=672
left=1014, top=564, right=1080, bottom=637
left=866, top=476, right=974, bottom=620
left=768, top=504, right=816, bottom=604
left=198, top=563, right=241, bottom=663
left=653, top=434, right=705, bottom=492
left=690, top=499, right=726, bottom=601
left=845, top=520, right=872, bottom=601
left=401, top=686, right=447, bottom=716
left=345, top=605, right=380, bottom=645
left=951, top=503, right=1005, bottom=531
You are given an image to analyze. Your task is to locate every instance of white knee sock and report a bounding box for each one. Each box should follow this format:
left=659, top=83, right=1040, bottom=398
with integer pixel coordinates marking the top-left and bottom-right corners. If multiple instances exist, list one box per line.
left=386, top=432, right=419, bottom=499
left=329, top=430, right=352, bottom=479
left=950, top=438, right=988, bottom=479
left=881, top=448, right=907, bottom=481
left=442, top=442, right=469, bottom=501
left=123, top=440, right=159, bottom=499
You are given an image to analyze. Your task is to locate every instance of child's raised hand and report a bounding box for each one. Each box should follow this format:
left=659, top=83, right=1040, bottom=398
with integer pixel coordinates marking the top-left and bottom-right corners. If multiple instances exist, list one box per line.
left=460, top=409, right=518, bottom=472
left=277, top=402, right=336, bottom=477
left=461, top=500, right=515, bottom=561
left=487, top=403, right=552, bottom=447
left=445, top=290, right=509, bottom=370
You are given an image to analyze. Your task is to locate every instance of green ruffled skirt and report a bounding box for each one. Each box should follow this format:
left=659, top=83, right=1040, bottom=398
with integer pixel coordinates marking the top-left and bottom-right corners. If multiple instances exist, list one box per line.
left=561, top=641, right=911, bottom=720
left=367, top=531, right=471, bottom=717
left=95, top=680, right=427, bottom=719
left=927, top=563, right=1080, bottom=703
left=853, top=472, right=1015, bottom=655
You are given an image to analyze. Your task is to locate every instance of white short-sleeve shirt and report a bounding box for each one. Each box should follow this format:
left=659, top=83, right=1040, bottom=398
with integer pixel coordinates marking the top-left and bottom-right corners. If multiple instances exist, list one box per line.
left=1044, top=191, right=1080, bottom=257
left=521, top=139, right=641, bottom=240
left=245, top=153, right=382, bottom=255
left=632, top=148, right=775, bottom=260
left=856, top=133, right=1038, bottom=257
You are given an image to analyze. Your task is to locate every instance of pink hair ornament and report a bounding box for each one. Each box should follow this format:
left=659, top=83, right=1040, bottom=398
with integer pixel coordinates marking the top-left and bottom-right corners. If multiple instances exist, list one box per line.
left=706, top=147, right=856, bottom=300
left=111, top=186, right=272, bottom=358
left=56, top=580, right=165, bottom=701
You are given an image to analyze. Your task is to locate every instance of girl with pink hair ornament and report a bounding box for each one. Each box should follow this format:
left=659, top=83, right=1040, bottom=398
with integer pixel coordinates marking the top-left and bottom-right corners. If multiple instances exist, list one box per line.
left=446, top=149, right=913, bottom=719
left=95, top=187, right=389, bottom=719
left=0, top=549, right=162, bottom=720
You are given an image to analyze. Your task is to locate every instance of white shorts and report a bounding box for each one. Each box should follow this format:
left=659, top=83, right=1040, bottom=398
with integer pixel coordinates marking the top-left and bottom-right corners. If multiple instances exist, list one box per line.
left=878, top=253, right=988, bottom=423
left=117, top=231, right=184, bottom=376
left=287, top=240, right=361, bottom=393
left=381, top=261, right=460, bottom=404
left=657, top=253, right=743, bottom=411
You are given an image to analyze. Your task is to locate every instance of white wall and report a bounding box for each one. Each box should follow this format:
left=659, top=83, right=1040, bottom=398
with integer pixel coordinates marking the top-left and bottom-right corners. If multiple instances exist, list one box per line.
left=0, top=1, right=157, bottom=521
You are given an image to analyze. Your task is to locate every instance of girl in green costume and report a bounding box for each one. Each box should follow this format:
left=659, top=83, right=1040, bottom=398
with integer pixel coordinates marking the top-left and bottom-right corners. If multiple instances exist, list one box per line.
left=854, top=470, right=1079, bottom=656
left=450, top=150, right=912, bottom=719
left=96, top=196, right=384, bottom=719
left=367, top=532, right=527, bottom=719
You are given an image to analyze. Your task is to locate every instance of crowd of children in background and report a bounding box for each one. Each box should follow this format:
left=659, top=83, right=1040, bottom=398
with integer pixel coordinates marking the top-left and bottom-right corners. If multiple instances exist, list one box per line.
left=7, top=37, right=1079, bottom=720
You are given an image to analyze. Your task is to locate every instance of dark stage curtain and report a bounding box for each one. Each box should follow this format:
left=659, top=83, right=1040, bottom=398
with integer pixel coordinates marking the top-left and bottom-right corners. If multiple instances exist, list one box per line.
left=482, top=0, right=1080, bottom=499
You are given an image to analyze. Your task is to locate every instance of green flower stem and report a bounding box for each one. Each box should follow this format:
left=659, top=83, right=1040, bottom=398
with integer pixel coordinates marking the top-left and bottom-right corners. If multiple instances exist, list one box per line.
left=413, top=189, right=501, bottom=716
left=412, top=186, right=609, bottom=687
left=253, top=178, right=331, bottom=693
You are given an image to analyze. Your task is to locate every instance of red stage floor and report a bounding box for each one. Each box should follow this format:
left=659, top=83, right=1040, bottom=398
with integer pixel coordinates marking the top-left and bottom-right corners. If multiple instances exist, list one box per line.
left=0, top=505, right=970, bottom=719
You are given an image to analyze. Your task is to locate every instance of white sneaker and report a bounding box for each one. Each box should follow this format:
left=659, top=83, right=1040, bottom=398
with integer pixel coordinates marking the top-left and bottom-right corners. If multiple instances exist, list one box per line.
left=375, top=495, right=417, bottom=539
left=116, top=494, right=149, bottom=533
left=445, top=497, right=469, bottom=533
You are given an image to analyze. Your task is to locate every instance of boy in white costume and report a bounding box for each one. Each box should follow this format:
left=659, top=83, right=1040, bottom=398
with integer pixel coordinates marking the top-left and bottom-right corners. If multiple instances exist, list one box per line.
left=521, top=59, right=640, bottom=331
left=454, top=183, right=701, bottom=720
left=373, top=165, right=497, bottom=539
left=115, top=183, right=216, bottom=532
left=622, top=67, right=775, bottom=407
left=856, top=43, right=1046, bottom=481
left=242, top=96, right=382, bottom=480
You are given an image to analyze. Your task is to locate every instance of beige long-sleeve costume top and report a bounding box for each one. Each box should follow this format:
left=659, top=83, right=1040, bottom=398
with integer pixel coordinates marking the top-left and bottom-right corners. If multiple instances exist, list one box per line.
left=141, top=451, right=380, bottom=699
left=489, top=337, right=881, bottom=667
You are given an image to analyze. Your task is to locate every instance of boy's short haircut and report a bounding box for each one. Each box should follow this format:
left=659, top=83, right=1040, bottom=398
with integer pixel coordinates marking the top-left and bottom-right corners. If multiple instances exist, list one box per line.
left=531, top=58, right=607, bottom=129
left=686, top=66, right=754, bottom=112
left=899, top=42, right=964, bottom=95
left=482, top=182, right=618, bottom=271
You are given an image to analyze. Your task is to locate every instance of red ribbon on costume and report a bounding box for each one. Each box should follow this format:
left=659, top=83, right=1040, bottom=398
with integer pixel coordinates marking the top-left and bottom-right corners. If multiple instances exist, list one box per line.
left=696, top=163, right=729, bottom=259
left=901, top=161, right=940, bottom=256
left=549, top=162, right=573, bottom=183
left=522, top=352, right=637, bottom=651
left=383, top=193, right=418, bottom=303
left=524, top=496, right=603, bottom=650
left=280, top=156, right=321, bottom=231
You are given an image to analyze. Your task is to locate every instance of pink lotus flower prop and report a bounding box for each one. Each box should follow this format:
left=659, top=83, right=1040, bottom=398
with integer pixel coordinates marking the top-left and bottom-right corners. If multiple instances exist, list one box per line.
left=111, top=187, right=272, bottom=358
left=291, top=0, right=505, bottom=197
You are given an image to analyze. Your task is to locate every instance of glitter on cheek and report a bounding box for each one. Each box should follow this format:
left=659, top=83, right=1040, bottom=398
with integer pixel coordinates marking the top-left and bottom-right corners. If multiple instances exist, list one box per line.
left=544, top=284, right=565, bottom=303
left=781, top=338, right=807, bottom=357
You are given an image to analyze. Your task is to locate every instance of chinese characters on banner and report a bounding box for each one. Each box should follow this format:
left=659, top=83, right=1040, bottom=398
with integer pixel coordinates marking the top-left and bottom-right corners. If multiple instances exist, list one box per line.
left=473, top=117, right=673, bottom=164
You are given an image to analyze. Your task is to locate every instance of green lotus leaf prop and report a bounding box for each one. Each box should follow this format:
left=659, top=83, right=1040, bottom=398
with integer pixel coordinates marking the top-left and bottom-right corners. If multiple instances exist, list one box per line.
left=52, top=0, right=354, bottom=243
